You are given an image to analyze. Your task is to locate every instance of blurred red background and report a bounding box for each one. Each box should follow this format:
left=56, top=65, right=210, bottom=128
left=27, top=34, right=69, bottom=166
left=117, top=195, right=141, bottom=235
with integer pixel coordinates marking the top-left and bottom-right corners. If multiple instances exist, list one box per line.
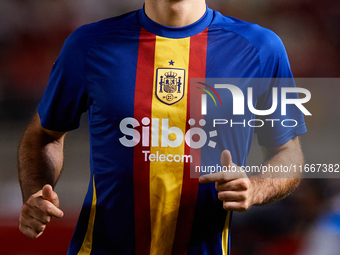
left=0, top=0, right=339, bottom=254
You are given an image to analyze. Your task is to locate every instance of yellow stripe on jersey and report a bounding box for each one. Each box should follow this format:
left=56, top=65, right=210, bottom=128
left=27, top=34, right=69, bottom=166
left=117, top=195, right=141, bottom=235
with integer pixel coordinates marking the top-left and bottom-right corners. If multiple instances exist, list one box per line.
left=149, top=36, right=190, bottom=255
left=77, top=175, right=97, bottom=255
left=222, top=211, right=232, bottom=255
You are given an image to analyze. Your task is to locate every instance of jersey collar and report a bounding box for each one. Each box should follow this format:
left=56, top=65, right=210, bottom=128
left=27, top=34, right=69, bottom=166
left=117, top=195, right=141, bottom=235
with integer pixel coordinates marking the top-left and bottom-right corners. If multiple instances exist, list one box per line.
left=137, top=5, right=213, bottom=38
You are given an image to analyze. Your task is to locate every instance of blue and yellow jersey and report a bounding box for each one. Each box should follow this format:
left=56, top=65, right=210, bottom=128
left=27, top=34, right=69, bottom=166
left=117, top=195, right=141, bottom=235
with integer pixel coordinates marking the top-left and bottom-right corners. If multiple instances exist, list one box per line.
left=38, top=6, right=307, bottom=255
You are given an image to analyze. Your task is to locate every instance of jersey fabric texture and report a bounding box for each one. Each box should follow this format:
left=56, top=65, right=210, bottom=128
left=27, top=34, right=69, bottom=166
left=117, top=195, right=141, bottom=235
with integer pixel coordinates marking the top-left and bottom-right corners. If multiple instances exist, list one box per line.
left=38, top=6, right=307, bottom=255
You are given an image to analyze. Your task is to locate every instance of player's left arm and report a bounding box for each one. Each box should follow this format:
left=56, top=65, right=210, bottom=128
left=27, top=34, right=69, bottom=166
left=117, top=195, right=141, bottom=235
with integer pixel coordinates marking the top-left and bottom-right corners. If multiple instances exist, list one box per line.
left=199, top=136, right=304, bottom=212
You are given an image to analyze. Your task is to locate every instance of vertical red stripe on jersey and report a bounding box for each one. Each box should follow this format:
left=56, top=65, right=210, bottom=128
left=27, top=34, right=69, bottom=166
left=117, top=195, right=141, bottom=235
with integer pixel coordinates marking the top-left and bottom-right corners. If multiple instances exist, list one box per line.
left=133, top=28, right=155, bottom=255
left=171, top=29, right=208, bottom=255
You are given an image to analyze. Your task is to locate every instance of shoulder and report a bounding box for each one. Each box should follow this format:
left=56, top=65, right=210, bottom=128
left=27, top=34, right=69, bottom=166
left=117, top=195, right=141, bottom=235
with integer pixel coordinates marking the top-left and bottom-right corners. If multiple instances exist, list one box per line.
left=63, top=10, right=141, bottom=54
left=209, top=9, right=291, bottom=77
left=210, top=10, right=286, bottom=54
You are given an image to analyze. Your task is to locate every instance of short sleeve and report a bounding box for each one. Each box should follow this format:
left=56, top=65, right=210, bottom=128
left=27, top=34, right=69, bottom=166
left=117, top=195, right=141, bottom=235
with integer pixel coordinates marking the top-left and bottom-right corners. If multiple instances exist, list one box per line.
left=254, top=29, right=307, bottom=147
left=38, top=26, right=90, bottom=132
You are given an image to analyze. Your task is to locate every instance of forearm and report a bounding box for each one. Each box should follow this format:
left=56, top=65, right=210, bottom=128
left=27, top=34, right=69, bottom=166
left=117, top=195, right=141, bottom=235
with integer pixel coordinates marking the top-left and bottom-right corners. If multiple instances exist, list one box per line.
left=250, top=137, right=304, bottom=206
left=18, top=114, right=65, bottom=202
left=250, top=177, right=301, bottom=206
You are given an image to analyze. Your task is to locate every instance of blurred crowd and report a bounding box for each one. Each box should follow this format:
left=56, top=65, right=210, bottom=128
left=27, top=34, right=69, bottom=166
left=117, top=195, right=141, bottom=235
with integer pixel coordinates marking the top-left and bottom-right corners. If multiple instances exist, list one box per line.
left=0, top=0, right=339, bottom=254
left=231, top=179, right=340, bottom=255
left=0, top=0, right=142, bottom=120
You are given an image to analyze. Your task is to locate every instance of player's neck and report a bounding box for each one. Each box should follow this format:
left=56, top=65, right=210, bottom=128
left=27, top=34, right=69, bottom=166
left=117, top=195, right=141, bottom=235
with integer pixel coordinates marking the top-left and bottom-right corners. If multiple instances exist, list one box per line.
left=144, top=0, right=206, bottom=27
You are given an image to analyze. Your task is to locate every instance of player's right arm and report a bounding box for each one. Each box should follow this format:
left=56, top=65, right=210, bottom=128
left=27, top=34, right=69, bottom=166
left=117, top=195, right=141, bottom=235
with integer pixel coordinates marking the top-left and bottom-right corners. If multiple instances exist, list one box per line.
left=18, top=112, right=66, bottom=239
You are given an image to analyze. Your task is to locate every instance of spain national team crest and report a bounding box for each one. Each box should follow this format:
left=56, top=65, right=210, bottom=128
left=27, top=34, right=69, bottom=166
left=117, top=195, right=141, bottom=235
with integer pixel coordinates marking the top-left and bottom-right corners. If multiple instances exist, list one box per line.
left=156, top=68, right=186, bottom=105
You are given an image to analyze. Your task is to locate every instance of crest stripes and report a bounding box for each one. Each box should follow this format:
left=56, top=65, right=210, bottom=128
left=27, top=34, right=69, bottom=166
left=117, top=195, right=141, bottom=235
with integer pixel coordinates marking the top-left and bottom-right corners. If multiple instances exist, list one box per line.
left=149, top=35, right=190, bottom=255
left=133, top=28, right=156, bottom=255
left=171, top=29, right=208, bottom=255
